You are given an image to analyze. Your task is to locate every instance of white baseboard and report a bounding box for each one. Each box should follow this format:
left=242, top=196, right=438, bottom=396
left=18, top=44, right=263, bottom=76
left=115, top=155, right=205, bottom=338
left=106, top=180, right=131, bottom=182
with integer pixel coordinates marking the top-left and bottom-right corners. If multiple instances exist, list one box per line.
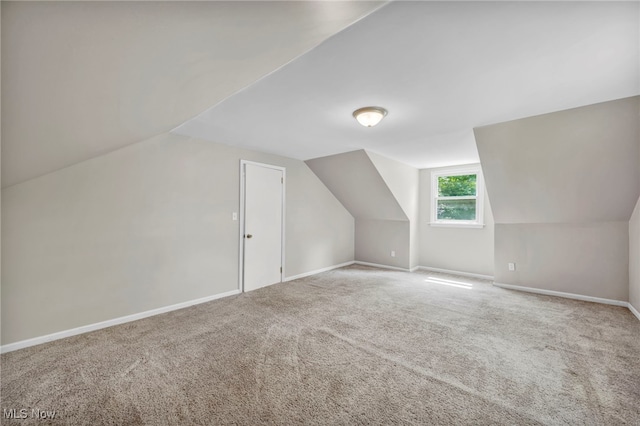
left=353, top=261, right=412, bottom=272
left=417, top=266, right=494, bottom=281
left=492, top=282, right=628, bottom=307
left=1, top=289, right=241, bottom=354
left=628, top=302, right=640, bottom=321
left=284, top=261, right=355, bottom=282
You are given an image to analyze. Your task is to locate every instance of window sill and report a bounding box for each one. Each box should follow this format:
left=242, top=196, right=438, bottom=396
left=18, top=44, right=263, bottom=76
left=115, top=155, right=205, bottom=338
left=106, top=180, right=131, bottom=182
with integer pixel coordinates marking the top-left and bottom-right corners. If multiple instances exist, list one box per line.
left=429, top=222, right=485, bottom=229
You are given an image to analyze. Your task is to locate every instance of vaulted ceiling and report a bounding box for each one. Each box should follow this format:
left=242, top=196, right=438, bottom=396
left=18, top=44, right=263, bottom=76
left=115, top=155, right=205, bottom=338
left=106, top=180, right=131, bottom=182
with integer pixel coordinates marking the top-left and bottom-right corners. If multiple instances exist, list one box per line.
left=3, top=1, right=639, bottom=188
left=1, top=1, right=385, bottom=187
left=174, top=1, right=639, bottom=169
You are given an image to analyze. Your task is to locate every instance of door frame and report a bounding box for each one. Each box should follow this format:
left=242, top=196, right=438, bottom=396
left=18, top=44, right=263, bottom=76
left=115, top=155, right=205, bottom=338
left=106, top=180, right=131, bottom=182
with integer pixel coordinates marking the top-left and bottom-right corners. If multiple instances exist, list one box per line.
left=238, top=160, right=286, bottom=292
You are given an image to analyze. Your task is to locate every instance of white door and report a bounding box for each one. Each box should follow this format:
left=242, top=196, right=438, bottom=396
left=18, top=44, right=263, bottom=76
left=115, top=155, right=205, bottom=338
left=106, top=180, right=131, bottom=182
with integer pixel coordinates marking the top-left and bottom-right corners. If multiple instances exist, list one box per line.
left=242, top=162, right=284, bottom=292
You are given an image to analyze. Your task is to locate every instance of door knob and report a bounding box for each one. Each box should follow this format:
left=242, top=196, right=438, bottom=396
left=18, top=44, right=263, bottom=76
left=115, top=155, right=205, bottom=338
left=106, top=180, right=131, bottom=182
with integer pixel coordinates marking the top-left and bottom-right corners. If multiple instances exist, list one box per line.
left=246, top=234, right=253, bottom=239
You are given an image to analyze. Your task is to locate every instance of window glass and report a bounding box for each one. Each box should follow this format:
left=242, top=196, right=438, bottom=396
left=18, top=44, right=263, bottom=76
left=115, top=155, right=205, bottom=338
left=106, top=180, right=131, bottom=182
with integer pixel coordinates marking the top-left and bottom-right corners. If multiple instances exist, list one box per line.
left=437, top=174, right=476, bottom=197
left=437, top=199, right=477, bottom=221
left=430, top=166, right=484, bottom=227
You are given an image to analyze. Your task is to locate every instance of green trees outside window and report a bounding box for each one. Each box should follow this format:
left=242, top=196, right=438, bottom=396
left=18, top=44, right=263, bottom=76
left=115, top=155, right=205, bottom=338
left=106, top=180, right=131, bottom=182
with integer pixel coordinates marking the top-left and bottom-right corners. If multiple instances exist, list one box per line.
left=437, top=174, right=476, bottom=197
left=436, top=174, right=477, bottom=221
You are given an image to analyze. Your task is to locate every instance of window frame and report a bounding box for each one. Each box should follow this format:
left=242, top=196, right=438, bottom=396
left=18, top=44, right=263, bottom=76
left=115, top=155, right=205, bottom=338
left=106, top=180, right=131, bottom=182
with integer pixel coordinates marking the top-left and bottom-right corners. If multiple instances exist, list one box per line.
left=430, top=165, right=484, bottom=228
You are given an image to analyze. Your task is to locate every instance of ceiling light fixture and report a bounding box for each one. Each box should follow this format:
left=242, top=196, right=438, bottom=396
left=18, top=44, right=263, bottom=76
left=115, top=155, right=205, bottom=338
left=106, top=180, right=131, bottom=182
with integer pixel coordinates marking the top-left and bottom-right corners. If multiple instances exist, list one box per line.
left=353, top=106, right=387, bottom=127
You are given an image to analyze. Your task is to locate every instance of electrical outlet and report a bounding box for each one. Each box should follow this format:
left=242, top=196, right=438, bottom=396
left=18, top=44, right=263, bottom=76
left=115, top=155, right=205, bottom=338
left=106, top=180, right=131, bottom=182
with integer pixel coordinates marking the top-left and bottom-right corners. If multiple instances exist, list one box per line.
left=232, top=212, right=238, bottom=221
left=391, top=250, right=396, bottom=257
left=508, top=262, right=516, bottom=271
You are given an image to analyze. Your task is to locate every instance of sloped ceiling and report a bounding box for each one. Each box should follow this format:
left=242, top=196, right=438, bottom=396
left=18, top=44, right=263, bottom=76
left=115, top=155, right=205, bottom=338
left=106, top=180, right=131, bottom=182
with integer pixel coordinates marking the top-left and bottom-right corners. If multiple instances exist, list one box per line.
left=365, top=151, right=418, bottom=221
left=475, top=96, right=640, bottom=224
left=174, top=1, right=639, bottom=170
left=305, top=150, right=407, bottom=221
left=1, top=1, right=385, bottom=187
left=4, top=1, right=638, bottom=189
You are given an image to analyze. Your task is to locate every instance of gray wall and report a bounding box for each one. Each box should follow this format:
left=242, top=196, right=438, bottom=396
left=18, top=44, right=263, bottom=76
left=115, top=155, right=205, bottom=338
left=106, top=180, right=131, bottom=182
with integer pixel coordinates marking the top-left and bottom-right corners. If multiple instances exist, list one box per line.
left=305, top=150, right=407, bottom=221
left=476, top=97, right=639, bottom=224
left=355, top=219, right=411, bottom=269
left=476, top=97, right=639, bottom=301
left=418, top=166, right=494, bottom=276
left=366, top=151, right=418, bottom=221
left=1, top=133, right=354, bottom=345
left=633, top=103, right=640, bottom=312
left=631, top=198, right=640, bottom=312
left=366, top=152, right=420, bottom=269
left=0, top=1, right=2, bottom=346
left=495, top=223, right=629, bottom=301
left=306, top=150, right=417, bottom=269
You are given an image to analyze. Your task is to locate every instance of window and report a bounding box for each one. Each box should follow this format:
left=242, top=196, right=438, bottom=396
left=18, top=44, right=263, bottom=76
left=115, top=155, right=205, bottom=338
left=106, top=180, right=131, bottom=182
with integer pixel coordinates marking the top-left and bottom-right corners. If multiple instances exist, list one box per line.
left=430, top=165, right=484, bottom=228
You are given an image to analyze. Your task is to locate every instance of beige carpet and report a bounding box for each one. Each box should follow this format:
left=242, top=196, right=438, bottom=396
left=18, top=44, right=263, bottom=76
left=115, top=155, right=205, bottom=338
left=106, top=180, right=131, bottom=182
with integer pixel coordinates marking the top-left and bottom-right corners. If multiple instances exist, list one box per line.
left=2, top=265, right=639, bottom=425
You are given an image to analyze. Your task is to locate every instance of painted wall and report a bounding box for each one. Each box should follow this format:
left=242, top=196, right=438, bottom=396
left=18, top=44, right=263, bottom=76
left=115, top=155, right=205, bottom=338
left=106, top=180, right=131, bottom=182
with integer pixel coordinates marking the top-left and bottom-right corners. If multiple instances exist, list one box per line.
left=355, top=219, right=411, bottom=269
left=633, top=98, right=640, bottom=313
left=418, top=166, right=494, bottom=276
left=365, top=151, right=418, bottom=221
left=366, top=151, right=420, bottom=269
left=1, top=133, right=354, bottom=345
left=306, top=150, right=416, bottom=269
left=305, top=150, right=407, bottom=221
left=496, top=222, right=629, bottom=301
left=0, top=1, right=3, bottom=346
left=476, top=97, right=639, bottom=224
left=476, top=97, right=639, bottom=301
left=631, top=198, right=640, bottom=312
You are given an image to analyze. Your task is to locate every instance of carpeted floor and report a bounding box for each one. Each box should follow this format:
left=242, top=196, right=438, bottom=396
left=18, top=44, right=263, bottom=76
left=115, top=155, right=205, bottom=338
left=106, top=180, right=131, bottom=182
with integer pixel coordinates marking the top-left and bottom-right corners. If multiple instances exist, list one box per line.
left=2, top=265, right=639, bottom=425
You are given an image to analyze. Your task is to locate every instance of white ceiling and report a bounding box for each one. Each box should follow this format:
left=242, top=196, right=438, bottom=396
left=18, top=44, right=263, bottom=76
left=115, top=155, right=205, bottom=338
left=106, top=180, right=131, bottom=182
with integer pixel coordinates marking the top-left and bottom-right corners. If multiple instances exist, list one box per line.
left=174, top=1, right=640, bottom=170
left=1, top=1, right=385, bottom=187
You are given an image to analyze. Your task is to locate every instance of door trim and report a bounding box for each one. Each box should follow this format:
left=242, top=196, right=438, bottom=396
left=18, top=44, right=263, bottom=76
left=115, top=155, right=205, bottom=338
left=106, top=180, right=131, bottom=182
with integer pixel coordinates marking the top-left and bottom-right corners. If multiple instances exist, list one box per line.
left=238, top=160, right=286, bottom=292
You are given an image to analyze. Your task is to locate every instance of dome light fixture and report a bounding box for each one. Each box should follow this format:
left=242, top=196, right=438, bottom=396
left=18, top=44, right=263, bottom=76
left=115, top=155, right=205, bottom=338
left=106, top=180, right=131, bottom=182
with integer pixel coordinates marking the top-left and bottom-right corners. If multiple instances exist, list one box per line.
left=353, top=106, right=387, bottom=127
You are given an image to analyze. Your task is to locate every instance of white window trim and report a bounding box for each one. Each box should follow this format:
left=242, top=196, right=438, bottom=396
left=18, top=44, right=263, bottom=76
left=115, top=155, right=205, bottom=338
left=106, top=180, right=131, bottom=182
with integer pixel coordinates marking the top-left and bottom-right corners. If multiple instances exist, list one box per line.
left=430, top=165, right=484, bottom=228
